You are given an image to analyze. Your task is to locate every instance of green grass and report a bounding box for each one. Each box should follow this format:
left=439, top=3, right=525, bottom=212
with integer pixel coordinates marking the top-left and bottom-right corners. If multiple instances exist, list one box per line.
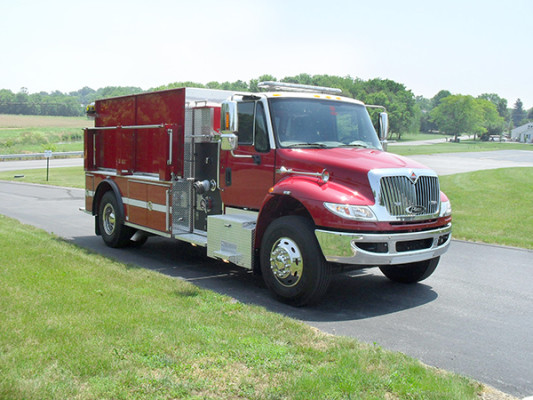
left=0, top=166, right=84, bottom=188
left=0, top=114, right=91, bottom=154
left=440, top=167, right=533, bottom=249
left=0, top=114, right=89, bottom=128
left=0, top=215, right=482, bottom=399
left=388, top=140, right=533, bottom=156
left=392, top=132, right=452, bottom=142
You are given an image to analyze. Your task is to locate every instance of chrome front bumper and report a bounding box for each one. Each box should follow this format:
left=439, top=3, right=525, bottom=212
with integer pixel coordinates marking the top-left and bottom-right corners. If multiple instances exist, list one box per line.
left=315, top=224, right=452, bottom=266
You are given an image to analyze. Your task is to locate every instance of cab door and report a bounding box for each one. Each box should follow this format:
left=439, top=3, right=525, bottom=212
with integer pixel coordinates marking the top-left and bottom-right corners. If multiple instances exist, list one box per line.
left=220, top=100, right=276, bottom=210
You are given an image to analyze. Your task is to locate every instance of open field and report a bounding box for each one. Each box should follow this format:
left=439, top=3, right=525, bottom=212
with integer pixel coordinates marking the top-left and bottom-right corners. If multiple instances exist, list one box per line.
left=0, top=114, right=91, bottom=154
left=0, top=214, right=488, bottom=400
left=0, top=114, right=90, bottom=128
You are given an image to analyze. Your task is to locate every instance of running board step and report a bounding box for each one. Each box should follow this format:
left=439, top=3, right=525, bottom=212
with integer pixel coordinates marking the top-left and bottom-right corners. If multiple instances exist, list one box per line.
left=173, top=232, right=207, bottom=247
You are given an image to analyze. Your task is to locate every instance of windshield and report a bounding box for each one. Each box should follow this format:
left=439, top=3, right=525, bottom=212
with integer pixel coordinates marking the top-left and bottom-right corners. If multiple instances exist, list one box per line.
left=268, top=98, right=382, bottom=150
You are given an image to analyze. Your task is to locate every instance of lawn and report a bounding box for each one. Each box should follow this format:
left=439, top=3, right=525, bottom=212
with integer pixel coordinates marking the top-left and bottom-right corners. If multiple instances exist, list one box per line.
left=440, top=167, right=533, bottom=249
left=388, top=140, right=533, bottom=156
left=0, top=166, right=84, bottom=188
left=390, top=132, right=452, bottom=142
left=0, top=214, right=483, bottom=399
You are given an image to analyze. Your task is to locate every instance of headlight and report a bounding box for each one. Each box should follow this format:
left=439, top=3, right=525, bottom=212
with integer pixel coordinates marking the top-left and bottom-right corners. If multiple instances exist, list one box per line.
left=324, top=202, right=377, bottom=221
left=440, top=200, right=452, bottom=217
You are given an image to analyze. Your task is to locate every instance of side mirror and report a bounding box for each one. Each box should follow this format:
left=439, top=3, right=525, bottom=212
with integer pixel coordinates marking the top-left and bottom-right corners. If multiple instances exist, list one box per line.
left=221, top=100, right=238, bottom=134
left=220, top=133, right=238, bottom=151
left=379, top=112, right=389, bottom=140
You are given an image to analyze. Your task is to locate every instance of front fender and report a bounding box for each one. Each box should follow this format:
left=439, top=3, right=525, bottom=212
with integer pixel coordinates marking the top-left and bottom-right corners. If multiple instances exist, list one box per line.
left=261, top=176, right=378, bottom=232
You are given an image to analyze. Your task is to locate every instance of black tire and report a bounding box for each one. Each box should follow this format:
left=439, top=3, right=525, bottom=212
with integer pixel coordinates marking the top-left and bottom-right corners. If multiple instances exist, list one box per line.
left=260, top=216, right=331, bottom=306
left=379, top=256, right=440, bottom=284
left=98, top=191, right=134, bottom=248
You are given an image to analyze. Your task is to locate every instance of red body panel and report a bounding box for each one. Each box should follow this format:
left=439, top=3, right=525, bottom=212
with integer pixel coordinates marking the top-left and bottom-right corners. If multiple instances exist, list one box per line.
left=87, top=88, right=215, bottom=234
left=219, top=144, right=277, bottom=209
left=92, top=89, right=186, bottom=180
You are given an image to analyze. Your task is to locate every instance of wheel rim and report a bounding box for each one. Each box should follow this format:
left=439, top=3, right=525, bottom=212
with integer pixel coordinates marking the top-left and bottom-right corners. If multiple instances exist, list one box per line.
left=269, top=237, right=303, bottom=287
left=102, top=203, right=116, bottom=236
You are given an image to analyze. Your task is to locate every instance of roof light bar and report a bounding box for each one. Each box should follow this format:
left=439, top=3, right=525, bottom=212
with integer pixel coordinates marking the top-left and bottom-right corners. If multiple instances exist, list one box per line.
left=258, top=81, right=343, bottom=95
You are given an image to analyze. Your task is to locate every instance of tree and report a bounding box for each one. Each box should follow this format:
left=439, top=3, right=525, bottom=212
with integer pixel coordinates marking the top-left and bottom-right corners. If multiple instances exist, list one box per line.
left=478, top=93, right=508, bottom=120
left=358, top=78, right=418, bottom=138
left=0, top=89, right=16, bottom=114
left=431, top=90, right=452, bottom=108
left=249, top=74, right=277, bottom=91
left=512, top=98, right=527, bottom=127
left=477, top=98, right=505, bottom=139
left=416, top=96, right=435, bottom=133
left=430, top=95, right=483, bottom=141
left=281, top=73, right=314, bottom=85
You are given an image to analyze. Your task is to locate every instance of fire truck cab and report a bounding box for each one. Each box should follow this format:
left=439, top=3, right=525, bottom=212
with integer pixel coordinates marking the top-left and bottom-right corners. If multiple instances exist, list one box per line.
left=84, top=82, right=452, bottom=305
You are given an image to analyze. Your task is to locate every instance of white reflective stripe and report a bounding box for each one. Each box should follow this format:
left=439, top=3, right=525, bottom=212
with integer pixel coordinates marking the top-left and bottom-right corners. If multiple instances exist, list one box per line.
left=123, top=197, right=167, bottom=213
left=84, top=191, right=168, bottom=213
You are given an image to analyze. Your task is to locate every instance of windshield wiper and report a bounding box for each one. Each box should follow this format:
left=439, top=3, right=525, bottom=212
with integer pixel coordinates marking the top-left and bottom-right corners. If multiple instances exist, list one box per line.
left=338, top=141, right=370, bottom=148
left=284, top=142, right=330, bottom=148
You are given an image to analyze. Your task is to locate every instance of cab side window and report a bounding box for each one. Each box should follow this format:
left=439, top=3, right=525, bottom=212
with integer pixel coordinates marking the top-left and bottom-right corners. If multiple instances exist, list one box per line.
left=254, top=102, right=269, bottom=153
left=237, top=101, right=270, bottom=152
left=237, top=102, right=254, bottom=145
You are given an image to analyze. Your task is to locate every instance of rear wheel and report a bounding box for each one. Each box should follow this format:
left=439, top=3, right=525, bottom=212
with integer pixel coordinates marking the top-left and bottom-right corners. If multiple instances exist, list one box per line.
left=98, top=191, right=134, bottom=248
left=260, top=216, right=331, bottom=306
left=379, top=257, right=440, bottom=284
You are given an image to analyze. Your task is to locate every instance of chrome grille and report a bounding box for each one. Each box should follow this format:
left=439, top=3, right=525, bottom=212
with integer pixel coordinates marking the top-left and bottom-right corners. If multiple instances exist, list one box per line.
left=380, top=175, right=440, bottom=217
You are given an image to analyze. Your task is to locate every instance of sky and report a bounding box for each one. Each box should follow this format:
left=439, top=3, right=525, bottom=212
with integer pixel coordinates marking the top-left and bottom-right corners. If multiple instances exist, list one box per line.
left=1, top=0, right=532, bottom=109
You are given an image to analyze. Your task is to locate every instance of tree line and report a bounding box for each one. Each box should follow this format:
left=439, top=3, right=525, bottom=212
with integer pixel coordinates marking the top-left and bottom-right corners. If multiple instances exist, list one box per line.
left=0, top=86, right=142, bottom=117
left=1, top=74, right=532, bottom=138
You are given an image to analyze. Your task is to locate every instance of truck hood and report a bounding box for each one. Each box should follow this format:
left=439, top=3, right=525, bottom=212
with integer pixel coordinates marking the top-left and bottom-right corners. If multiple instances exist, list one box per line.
left=277, top=148, right=433, bottom=200
left=278, top=147, right=430, bottom=175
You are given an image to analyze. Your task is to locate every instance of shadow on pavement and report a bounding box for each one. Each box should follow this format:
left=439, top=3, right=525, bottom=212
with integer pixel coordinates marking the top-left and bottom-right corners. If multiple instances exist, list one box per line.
left=68, top=235, right=438, bottom=323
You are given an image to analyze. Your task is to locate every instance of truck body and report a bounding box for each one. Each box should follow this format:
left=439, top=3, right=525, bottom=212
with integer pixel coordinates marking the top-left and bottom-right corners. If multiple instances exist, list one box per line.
left=83, top=83, right=452, bottom=305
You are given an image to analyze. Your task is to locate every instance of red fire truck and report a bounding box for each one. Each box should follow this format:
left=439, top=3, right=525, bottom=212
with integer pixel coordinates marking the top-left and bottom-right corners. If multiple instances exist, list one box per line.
left=83, top=82, right=452, bottom=305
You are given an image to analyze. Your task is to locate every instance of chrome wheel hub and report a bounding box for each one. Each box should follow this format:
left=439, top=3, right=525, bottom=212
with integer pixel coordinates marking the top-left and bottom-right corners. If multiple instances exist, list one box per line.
left=102, top=203, right=116, bottom=236
left=269, top=237, right=303, bottom=287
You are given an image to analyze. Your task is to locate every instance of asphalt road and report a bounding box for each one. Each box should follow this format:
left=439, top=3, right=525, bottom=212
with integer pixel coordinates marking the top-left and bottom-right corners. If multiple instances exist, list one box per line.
left=0, top=157, right=83, bottom=172
left=409, top=150, right=533, bottom=175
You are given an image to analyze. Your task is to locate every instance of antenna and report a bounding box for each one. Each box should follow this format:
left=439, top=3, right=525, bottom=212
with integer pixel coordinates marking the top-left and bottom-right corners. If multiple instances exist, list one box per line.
left=257, top=81, right=343, bottom=95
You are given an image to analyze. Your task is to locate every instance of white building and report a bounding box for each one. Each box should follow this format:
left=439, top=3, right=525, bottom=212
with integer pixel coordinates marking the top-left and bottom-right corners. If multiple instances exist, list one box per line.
left=511, top=123, right=533, bottom=143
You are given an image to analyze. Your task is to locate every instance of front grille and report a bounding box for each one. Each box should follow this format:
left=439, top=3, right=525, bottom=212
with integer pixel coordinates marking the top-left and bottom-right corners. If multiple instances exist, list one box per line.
left=380, top=175, right=440, bottom=217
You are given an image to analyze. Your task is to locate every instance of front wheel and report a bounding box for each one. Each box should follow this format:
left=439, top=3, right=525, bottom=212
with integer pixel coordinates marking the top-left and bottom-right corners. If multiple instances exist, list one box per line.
left=260, top=216, right=331, bottom=306
left=379, top=257, right=440, bottom=284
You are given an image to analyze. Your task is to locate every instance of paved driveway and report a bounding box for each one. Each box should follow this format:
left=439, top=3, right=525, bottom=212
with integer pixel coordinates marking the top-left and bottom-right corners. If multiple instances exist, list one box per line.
left=408, top=150, right=533, bottom=175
